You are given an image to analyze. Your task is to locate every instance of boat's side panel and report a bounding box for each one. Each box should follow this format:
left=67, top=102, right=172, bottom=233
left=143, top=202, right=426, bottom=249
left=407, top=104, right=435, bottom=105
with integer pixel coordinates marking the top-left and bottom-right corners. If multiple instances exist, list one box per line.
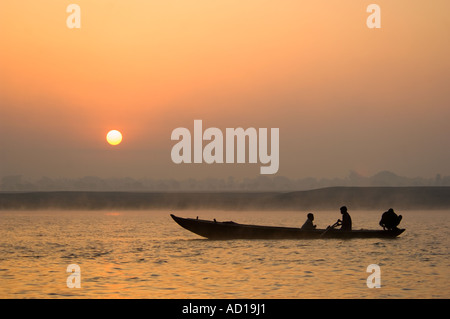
left=323, top=228, right=405, bottom=239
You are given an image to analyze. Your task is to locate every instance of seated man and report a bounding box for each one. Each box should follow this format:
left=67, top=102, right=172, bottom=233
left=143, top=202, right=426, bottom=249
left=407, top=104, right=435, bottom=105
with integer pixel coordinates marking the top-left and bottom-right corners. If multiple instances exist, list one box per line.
left=337, top=206, right=352, bottom=231
left=301, top=213, right=317, bottom=230
left=379, top=208, right=402, bottom=230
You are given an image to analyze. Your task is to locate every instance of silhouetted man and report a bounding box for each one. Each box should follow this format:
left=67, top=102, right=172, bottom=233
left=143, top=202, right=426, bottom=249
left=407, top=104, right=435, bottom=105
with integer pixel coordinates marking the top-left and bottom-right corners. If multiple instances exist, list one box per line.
left=379, top=208, right=402, bottom=230
left=337, top=206, right=352, bottom=231
left=301, top=213, right=317, bottom=230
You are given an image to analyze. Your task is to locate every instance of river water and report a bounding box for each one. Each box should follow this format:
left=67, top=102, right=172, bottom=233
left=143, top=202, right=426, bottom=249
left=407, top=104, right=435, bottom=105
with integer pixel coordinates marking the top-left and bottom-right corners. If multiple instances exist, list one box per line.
left=0, top=209, right=448, bottom=298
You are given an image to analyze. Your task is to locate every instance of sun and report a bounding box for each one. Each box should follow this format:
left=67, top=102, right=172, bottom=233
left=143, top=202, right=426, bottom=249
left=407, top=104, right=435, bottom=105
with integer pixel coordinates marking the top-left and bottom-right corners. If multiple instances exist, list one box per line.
left=106, top=130, right=123, bottom=146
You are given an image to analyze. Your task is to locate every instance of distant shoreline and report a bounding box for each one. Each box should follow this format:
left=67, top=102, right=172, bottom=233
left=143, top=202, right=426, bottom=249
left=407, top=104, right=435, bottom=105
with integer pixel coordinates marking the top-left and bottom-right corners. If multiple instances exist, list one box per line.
left=1, top=186, right=450, bottom=210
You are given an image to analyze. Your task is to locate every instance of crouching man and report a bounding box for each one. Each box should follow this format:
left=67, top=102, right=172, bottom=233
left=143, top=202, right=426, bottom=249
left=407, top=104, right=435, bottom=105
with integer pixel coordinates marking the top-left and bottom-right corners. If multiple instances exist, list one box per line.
left=379, top=208, right=402, bottom=230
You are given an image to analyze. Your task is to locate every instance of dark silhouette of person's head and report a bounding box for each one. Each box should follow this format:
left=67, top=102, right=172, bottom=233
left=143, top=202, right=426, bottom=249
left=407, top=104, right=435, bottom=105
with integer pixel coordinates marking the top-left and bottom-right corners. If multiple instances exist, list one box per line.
left=340, top=206, right=347, bottom=214
left=388, top=208, right=394, bottom=213
left=307, top=213, right=314, bottom=221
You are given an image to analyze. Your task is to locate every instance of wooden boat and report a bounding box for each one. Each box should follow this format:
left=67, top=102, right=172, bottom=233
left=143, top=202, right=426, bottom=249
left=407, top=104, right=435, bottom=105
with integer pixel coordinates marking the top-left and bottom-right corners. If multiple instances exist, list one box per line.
left=170, top=214, right=405, bottom=240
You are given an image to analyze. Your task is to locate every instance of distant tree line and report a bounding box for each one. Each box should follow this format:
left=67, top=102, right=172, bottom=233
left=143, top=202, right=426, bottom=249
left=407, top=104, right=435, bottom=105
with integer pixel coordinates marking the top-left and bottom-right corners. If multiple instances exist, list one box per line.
left=1, top=171, right=450, bottom=192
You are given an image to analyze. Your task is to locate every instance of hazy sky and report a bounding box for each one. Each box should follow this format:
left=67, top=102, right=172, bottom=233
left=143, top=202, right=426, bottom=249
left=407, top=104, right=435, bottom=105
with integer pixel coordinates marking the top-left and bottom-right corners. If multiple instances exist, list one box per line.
left=1, top=1, right=449, bottom=181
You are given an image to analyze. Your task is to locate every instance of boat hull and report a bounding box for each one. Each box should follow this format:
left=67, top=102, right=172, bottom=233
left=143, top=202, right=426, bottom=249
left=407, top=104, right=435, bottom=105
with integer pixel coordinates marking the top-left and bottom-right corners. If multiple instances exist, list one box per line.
left=170, top=214, right=405, bottom=240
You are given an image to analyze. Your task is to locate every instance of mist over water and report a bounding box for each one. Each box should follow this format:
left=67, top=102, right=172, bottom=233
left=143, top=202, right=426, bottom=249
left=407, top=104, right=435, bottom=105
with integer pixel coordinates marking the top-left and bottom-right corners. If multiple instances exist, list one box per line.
left=0, top=210, right=448, bottom=298
left=1, top=187, right=449, bottom=211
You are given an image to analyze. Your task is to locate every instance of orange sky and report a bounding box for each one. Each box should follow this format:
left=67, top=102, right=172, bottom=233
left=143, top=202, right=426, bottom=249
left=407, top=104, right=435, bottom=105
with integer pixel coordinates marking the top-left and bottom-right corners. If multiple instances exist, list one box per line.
left=1, top=1, right=449, bottom=180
